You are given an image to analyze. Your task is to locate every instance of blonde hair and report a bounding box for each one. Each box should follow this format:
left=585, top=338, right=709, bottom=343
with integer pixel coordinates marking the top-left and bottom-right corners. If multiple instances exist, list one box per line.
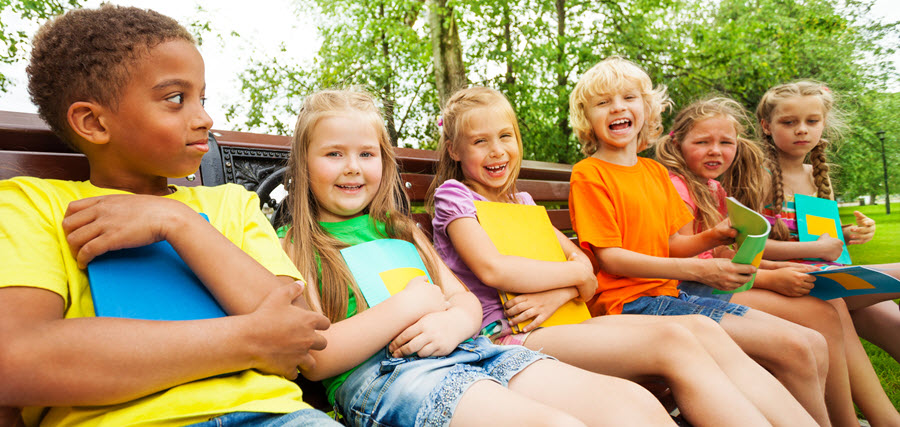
left=656, top=97, right=767, bottom=232
left=282, top=89, right=442, bottom=322
left=425, top=87, right=523, bottom=212
left=756, top=81, right=846, bottom=240
left=569, top=56, right=671, bottom=156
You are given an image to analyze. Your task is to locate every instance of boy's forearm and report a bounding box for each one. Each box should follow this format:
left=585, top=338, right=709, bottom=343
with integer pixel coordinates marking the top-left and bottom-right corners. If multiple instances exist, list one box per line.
left=595, top=247, right=702, bottom=282
left=0, top=293, right=262, bottom=406
left=669, top=230, right=719, bottom=258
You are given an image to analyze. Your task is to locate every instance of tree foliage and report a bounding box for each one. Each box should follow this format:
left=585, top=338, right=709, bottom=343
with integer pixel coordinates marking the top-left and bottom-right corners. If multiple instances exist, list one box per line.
left=228, top=0, right=897, bottom=196
left=0, top=0, right=80, bottom=92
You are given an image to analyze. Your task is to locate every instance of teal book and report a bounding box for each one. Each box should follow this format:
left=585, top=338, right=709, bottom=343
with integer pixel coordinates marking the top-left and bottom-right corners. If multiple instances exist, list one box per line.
left=340, top=239, right=432, bottom=307
left=87, top=213, right=227, bottom=320
left=794, top=194, right=851, bottom=265
left=714, top=197, right=770, bottom=294
left=808, top=266, right=900, bottom=300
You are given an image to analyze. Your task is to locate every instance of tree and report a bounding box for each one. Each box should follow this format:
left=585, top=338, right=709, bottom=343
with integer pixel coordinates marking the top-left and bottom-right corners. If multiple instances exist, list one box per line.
left=0, top=0, right=80, bottom=92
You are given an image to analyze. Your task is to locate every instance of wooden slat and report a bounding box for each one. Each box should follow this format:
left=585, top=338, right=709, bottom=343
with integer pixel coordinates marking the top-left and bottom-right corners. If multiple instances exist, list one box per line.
left=0, top=151, right=89, bottom=181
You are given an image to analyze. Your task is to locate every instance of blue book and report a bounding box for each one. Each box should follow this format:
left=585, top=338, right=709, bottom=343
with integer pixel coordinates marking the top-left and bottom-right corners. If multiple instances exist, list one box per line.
left=340, top=239, right=432, bottom=307
left=808, top=266, right=900, bottom=300
left=795, top=194, right=851, bottom=265
left=86, top=213, right=227, bottom=320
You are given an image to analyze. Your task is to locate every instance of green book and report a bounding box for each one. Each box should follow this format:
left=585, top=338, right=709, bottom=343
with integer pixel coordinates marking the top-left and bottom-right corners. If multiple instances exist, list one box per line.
left=714, top=197, right=771, bottom=294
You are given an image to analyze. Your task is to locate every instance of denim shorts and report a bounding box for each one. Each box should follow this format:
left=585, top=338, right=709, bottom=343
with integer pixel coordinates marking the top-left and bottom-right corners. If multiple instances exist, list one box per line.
left=334, top=336, right=549, bottom=427
left=186, top=409, right=341, bottom=427
left=621, top=291, right=748, bottom=322
left=677, top=281, right=734, bottom=302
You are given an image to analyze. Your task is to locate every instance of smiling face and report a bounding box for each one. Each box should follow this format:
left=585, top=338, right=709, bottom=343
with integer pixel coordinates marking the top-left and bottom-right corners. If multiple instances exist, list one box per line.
left=679, top=115, right=738, bottom=181
left=93, top=39, right=212, bottom=194
left=307, top=112, right=383, bottom=223
left=450, top=106, right=520, bottom=200
left=585, top=84, right=646, bottom=154
left=762, top=95, right=826, bottom=161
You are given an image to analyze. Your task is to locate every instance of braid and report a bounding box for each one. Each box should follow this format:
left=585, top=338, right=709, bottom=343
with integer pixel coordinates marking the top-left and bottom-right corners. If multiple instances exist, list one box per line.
left=809, top=142, right=833, bottom=199
left=765, top=141, right=791, bottom=240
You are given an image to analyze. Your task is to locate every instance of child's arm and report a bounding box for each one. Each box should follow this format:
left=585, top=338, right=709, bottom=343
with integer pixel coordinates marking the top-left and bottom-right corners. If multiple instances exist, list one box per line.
left=446, top=216, right=597, bottom=300
left=0, top=283, right=328, bottom=407
left=300, top=275, right=450, bottom=381
left=388, top=230, right=483, bottom=358
left=668, top=218, right=737, bottom=258
left=64, top=194, right=296, bottom=314
left=593, top=244, right=755, bottom=291
left=752, top=265, right=819, bottom=297
left=844, top=211, right=876, bottom=245
left=762, top=235, right=844, bottom=262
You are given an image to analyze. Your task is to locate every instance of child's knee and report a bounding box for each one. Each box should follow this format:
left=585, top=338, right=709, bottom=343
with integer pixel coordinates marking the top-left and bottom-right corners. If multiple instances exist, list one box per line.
left=775, top=326, right=827, bottom=374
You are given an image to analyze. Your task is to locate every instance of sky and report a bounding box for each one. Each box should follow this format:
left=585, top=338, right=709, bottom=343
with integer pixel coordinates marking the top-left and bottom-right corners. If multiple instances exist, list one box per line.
left=0, top=0, right=898, bottom=131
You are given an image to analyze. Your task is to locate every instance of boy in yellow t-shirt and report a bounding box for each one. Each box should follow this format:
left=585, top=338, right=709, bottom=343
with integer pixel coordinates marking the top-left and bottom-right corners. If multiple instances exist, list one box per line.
left=0, top=5, right=338, bottom=426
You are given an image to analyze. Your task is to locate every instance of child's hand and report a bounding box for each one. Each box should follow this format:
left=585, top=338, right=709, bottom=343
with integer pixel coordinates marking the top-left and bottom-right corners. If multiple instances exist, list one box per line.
left=765, top=266, right=818, bottom=297
left=695, top=258, right=755, bottom=291
left=711, top=245, right=736, bottom=259
left=388, top=309, right=460, bottom=358
left=568, top=252, right=598, bottom=301
left=62, top=195, right=197, bottom=268
left=708, top=218, right=738, bottom=247
left=247, top=282, right=330, bottom=379
left=844, top=211, right=876, bottom=245
left=504, top=287, right=576, bottom=332
left=400, top=276, right=449, bottom=314
left=813, top=234, right=844, bottom=262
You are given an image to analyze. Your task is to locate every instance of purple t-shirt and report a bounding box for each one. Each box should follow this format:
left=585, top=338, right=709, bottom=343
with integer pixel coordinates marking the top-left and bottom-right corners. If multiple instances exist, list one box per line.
left=432, top=179, right=536, bottom=329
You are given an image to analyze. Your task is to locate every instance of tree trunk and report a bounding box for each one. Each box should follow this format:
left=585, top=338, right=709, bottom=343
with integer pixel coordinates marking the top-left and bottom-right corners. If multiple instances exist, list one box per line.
left=428, top=0, right=467, bottom=108
left=379, top=3, right=399, bottom=146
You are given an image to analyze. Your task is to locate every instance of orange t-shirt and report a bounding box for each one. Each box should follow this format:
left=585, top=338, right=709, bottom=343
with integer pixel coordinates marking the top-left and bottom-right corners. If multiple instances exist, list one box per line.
left=569, top=157, right=693, bottom=315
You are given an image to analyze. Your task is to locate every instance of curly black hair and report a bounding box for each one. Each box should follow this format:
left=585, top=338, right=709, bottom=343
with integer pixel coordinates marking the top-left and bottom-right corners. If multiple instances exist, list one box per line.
left=26, top=4, right=194, bottom=150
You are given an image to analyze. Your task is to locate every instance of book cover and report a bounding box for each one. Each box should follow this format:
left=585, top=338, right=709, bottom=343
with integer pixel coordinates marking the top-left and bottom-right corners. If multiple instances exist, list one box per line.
left=473, top=200, right=591, bottom=332
left=87, top=213, right=227, bottom=320
left=794, top=194, right=852, bottom=265
left=340, top=238, right=432, bottom=307
left=715, top=197, right=771, bottom=294
left=808, top=266, right=900, bottom=300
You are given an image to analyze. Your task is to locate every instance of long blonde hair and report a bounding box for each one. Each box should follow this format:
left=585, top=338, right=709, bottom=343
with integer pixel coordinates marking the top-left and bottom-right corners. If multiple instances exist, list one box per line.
left=425, top=87, right=523, bottom=213
left=282, top=89, right=442, bottom=322
left=569, top=56, right=671, bottom=156
left=756, top=81, right=846, bottom=240
left=657, top=97, right=767, bottom=232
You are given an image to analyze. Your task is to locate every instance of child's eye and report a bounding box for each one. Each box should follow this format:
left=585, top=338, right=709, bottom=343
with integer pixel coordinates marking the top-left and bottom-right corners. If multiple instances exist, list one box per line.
left=781, top=120, right=794, bottom=125
left=166, top=93, right=184, bottom=104
left=474, top=138, right=486, bottom=144
left=360, top=152, right=375, bottom=158
left=722, top=140, right=736, bottom=145
left=807, top=119, right=820, bottom=124
left=200, top=97, right=207, bottom=107
left=326, top=151, right=342, bottom=157
left=501, top=133, right=513, bottom=139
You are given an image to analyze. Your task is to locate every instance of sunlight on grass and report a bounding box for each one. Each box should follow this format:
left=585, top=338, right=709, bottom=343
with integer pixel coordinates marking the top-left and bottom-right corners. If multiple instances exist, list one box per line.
left=839, top=205, right=900, bottom=412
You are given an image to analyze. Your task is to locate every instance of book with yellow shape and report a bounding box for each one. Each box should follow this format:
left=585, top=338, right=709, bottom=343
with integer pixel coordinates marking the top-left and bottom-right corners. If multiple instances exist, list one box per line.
left=473, top=201, right=591, bottom=332
left=715, top=197, right=771, bottom=294
left=340, top=239, right=432, bottom=307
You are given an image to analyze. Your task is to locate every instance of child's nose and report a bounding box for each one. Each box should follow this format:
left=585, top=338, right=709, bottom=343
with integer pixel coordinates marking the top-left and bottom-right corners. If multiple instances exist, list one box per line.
left=344, top=157, right=361, bottom=174
left=193, top=106, right=213, bottom=130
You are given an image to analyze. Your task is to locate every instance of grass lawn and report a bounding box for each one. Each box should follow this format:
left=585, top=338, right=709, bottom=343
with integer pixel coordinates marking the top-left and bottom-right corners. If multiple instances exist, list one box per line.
left=838, top=205, right=900, bottom=412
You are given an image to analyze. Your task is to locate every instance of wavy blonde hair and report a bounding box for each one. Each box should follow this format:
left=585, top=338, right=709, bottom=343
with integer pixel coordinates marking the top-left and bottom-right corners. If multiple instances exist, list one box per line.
left=569, top=56, right=671, bottom=156
left=656, top=97, right=767, bottom=232
left=756, top=81, right=846, bottom=240
left=282, top=89, right=442, bottom=322
left=425, top=87, right=523, bottom=213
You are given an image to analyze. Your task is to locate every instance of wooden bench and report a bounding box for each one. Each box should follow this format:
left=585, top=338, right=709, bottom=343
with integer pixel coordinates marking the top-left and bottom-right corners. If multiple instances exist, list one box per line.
left=0, top=109, right=579, bottom=420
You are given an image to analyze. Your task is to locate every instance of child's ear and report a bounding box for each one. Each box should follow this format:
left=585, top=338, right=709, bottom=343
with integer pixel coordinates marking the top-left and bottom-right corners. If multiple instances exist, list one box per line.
left=67, top=102, right=111, bottom=146
left=447, top=140, right=460, bottom=161
left=760, top=119, right=771, bottom=136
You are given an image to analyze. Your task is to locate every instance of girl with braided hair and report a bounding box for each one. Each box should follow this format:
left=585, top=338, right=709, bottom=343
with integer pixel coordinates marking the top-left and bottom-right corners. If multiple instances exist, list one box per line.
left=757, top=81, right=900, bottom=369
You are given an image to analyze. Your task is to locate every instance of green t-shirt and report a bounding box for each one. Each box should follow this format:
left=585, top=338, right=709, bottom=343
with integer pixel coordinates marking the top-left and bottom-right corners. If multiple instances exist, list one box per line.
left=318, top=214, right=388, bottom=406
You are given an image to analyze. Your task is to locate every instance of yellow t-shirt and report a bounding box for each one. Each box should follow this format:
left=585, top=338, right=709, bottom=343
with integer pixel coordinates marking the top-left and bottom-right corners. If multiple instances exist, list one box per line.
left=0, top=177, right=311, bottom=427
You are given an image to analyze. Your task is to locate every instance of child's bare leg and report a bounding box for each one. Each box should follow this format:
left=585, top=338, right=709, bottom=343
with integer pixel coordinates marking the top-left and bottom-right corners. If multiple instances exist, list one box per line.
left=508, top=359, right=675, bottom=427
left=732, top=289, right=860, bottom=427
left=718, top=310, right=832, bottom=427
left=451, top=379, right=586, bottom=427
left=830, top=299, right=900, bottom=426
left=522, top=318, right=770, bottom=427
left=848, top=300, right=900, bottom=363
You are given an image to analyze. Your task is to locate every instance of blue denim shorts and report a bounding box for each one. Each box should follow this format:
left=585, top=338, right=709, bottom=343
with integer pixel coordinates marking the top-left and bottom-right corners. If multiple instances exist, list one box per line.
left=186, top=409, right=341, bottom=427
left=622, top=291, right=748, bottom=322
left=677, top=281, right=734, bottom=302
left=334, top=336, right=549, bottom=427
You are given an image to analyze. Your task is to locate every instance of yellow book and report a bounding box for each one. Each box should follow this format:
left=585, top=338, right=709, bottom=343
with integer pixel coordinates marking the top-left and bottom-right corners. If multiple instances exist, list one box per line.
left=473, top=201, right=592, bottom=332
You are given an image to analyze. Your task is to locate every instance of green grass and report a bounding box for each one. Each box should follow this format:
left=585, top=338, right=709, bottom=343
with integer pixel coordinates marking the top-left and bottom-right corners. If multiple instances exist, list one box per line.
left=838, top=205, right=900, bottom=413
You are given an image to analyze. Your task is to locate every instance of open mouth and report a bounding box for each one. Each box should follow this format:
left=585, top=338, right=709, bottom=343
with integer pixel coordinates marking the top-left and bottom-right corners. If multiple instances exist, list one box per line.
left=704, top=161, right=722, bottom=168
left=484, top=163, right=508, bottom=176
left=609, top=118, right=632, bottom=132
left=337, top=184, right=363, bottom=190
